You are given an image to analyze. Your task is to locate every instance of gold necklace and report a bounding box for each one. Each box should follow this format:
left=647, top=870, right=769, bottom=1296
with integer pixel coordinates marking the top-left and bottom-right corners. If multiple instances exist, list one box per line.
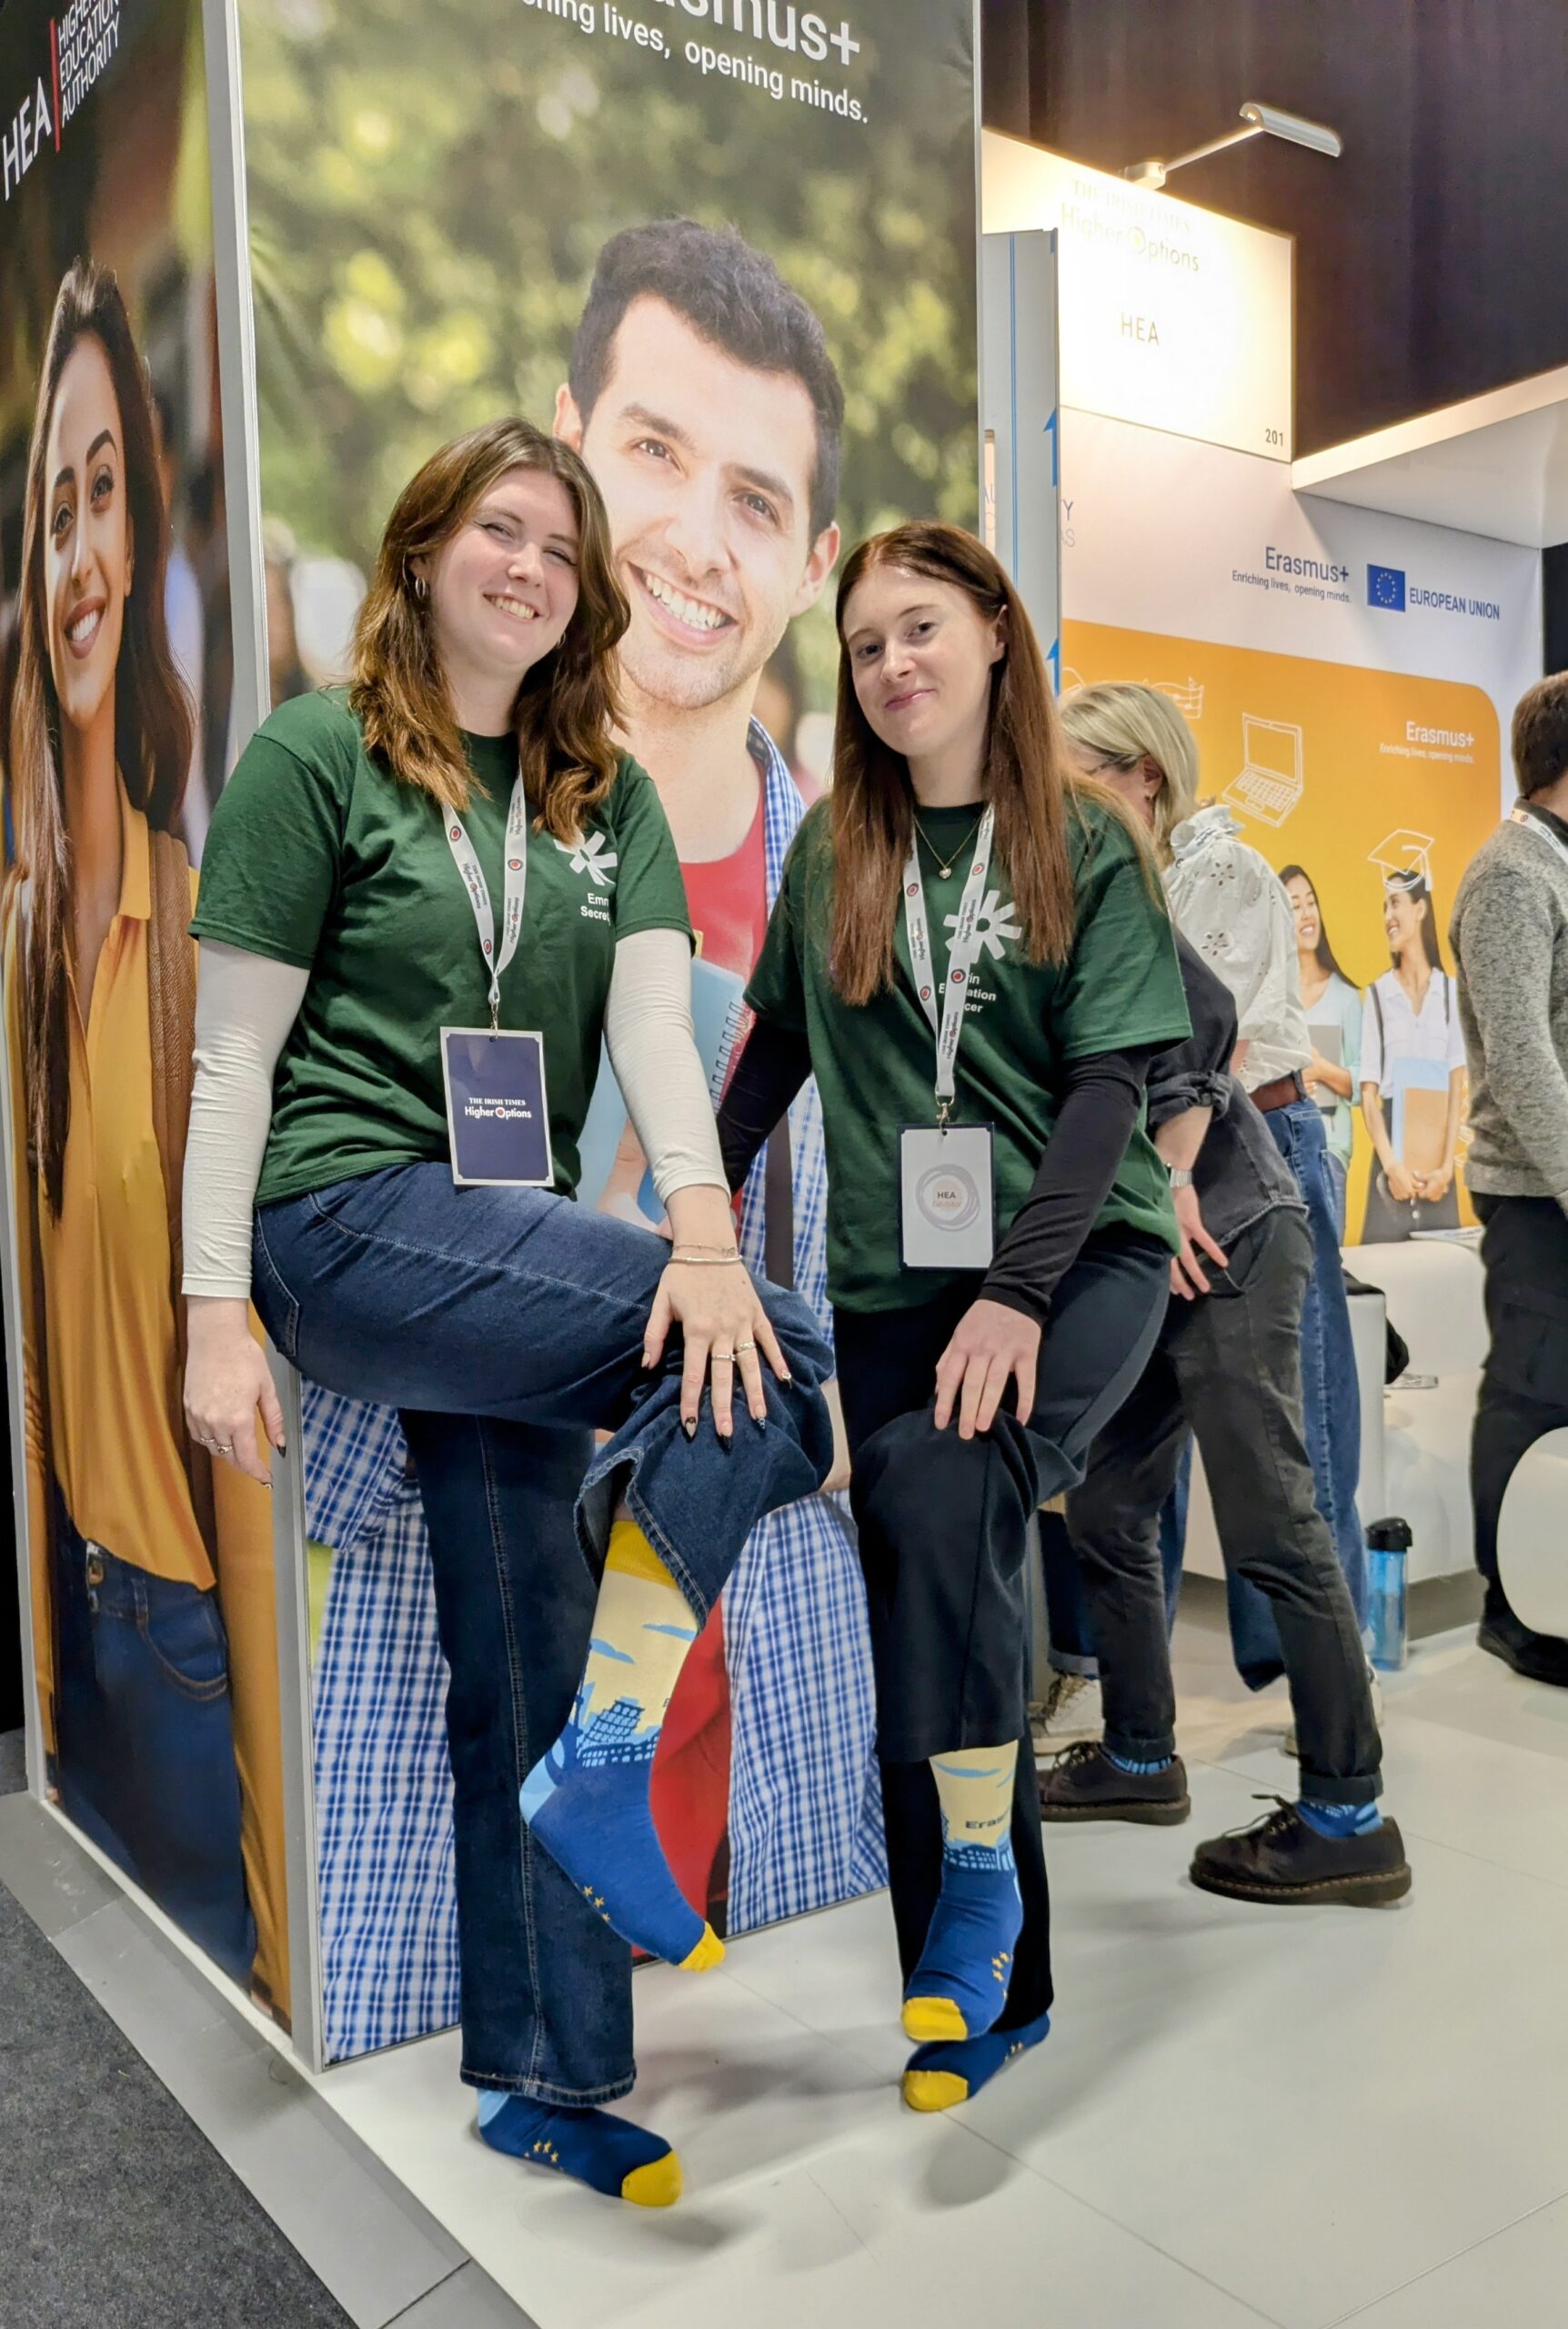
left=911, top=807, right=985, bottom=881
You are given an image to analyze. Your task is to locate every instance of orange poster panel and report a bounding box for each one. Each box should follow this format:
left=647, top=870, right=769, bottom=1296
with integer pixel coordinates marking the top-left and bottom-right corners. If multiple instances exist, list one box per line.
left=1063, top=622, right=1502, bottom=1239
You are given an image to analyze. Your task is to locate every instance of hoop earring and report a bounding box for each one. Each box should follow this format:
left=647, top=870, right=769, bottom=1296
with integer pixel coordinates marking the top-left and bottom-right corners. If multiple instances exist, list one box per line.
left=412, top=572, right=427, bottom=603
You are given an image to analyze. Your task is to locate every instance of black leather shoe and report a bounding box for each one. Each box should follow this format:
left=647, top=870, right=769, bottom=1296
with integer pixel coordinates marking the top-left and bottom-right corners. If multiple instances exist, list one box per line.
left=1039, top=1741, right=1191, bottom=1826
left=1191, top=1799, right=1411, bottom=1907
left=1478, top=1610, right=1568, bottom=1688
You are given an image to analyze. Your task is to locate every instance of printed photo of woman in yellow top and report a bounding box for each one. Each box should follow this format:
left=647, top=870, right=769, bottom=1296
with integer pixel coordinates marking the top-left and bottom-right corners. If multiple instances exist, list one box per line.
left=4, top=261, right=286, bottom=2004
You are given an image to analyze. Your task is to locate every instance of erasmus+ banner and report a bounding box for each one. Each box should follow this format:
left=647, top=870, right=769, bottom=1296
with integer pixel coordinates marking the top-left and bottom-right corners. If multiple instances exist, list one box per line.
left=235, top=0, right=980, bottom=2061
left=0, top=0, right=292, bottom=2018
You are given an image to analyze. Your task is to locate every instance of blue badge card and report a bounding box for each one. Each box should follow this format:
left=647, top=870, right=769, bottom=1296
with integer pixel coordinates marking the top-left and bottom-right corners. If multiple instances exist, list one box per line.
left=440, top=1027, right=554, bottom=1187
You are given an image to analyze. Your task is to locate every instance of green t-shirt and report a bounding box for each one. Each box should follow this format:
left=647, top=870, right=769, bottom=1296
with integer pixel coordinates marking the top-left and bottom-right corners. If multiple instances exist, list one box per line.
left=191, top=690, right=691, bottom=1206
left=745, top=797, right=1191, bottom=1311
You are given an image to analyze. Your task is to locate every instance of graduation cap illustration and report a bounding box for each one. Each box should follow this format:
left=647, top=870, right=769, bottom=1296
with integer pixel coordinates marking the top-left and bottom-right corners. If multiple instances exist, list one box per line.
left=1367, top=829, right=1435, bottom=892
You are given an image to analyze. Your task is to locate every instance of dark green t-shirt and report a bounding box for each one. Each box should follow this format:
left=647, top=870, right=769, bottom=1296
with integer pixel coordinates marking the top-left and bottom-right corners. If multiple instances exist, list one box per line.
left=745, top=796, right=1191, bottom=1311
left=191, top=690, right=691, bottom=1206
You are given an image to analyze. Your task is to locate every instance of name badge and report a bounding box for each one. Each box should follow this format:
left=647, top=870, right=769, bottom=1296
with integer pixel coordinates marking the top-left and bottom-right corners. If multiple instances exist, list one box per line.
left=900, top=1123, right=995, bottom=1270
left=440, top=1027, right=554, bottom=1187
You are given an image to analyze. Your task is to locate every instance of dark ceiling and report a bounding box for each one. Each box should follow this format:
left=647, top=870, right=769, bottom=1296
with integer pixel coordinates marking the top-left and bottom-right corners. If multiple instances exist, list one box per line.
left=980, top=0, right=1568, bottom=458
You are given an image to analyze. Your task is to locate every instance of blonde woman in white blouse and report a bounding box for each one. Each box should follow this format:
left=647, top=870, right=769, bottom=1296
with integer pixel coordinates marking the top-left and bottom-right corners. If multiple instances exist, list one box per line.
left=1359, top=870, right=1466, bottom=1241
left=1059, top=683, right=1368, bottom=1681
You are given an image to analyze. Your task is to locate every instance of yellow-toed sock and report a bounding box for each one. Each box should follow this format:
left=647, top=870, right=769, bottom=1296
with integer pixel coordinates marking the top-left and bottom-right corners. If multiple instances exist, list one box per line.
left=901, top=1743, right=1023, bottom=2042
left=520, top=1517, right=723, bottom=1971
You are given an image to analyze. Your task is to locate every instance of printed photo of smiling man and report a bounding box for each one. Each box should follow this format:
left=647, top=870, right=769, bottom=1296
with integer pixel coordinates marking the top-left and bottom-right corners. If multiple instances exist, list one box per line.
left=556, top=218, right=884, bottom=1939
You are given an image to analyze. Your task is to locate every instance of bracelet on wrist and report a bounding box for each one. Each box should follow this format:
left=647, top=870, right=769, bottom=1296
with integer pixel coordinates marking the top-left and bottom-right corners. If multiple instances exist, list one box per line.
left=669, top=1248, right=743, bottom=1265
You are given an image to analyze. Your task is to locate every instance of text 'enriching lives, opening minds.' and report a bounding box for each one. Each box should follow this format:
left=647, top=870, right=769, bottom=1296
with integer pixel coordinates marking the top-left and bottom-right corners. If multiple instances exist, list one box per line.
left=518, top=0, right=873, bottom=119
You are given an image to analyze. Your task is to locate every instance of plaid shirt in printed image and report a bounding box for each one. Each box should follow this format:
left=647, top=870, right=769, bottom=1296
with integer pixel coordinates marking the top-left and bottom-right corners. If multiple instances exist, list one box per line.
left=300, top=724, right=884, bottom=2061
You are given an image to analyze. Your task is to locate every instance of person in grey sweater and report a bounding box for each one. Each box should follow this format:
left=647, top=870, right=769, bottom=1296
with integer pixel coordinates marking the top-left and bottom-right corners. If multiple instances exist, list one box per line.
left=1451, top=673, right=1568, bottom=1685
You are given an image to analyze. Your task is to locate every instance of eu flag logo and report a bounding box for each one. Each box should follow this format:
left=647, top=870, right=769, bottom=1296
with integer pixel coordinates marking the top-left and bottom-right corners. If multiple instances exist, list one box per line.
left=1368, top=564, right=1406, bottom=611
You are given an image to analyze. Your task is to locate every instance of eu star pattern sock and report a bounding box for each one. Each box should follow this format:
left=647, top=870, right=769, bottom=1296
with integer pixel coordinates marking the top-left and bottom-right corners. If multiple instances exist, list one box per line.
left=477, top=2092, right=682, bottom=2206
left=1103, top=1747, right=1176, bottom=1775
left=1296, top=1798, right=1384, bottom=1839
left=901, top=1743, right=1023, bottom=2043
left=519, top=1518, right=723, bottom=1971
left=901, top=2009, right=1052, bottom=2113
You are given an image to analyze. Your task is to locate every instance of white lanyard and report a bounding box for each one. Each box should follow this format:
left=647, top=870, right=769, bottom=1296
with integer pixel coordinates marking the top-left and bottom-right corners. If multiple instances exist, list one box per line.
left=1513, top=803, right=1568, bottom=876
left=443, top=770, right=530, bottom=1030
left=900, top=805, right=995, bottom=1119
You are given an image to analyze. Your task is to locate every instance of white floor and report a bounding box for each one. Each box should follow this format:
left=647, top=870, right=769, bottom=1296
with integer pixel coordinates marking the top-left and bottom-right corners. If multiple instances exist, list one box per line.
left=307, top=1614, right=1568, bottom=2329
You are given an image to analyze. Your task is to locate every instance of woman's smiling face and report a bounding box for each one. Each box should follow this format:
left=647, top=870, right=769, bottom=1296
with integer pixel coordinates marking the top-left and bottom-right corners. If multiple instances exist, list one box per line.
left=43, top=332, right=132, bottom=741
left=1383, top=881, right=1424, bottom=956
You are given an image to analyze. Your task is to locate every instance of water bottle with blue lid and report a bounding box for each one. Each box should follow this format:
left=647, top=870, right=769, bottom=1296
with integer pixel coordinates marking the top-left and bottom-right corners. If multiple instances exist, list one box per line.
left=1366, top=1517, right=1413, bottom=1673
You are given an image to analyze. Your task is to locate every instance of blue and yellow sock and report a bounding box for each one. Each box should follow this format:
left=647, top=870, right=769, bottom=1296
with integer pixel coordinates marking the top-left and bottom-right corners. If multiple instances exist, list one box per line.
left=902, top=2009, right=1051, bottom=2112
left=901, top=1744, right=1023, bottom=2044
left=477, top=2092, right=681, bottom=2206
left=1297, top=1798, right=1383, bottom=1839
left=520, top=1520, right=723, bottom=1972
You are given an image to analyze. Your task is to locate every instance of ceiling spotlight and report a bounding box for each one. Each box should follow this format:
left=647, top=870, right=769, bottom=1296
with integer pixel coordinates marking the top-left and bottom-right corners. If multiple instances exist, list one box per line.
left=1124, top=102, right=1342, bottom=191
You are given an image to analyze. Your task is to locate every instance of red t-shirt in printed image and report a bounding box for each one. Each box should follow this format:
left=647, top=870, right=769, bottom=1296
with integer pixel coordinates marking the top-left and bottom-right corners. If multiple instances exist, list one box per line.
left=678, top=782, right=769, bottom=980
left=648, top=770, right=771, bottom=1940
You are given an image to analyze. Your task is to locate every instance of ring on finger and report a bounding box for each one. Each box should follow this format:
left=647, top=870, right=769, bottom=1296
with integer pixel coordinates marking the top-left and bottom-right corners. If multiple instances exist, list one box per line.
left=733, top=1340, right=756, bottom=1355
left=713, top=1348, right=735, bottom=1365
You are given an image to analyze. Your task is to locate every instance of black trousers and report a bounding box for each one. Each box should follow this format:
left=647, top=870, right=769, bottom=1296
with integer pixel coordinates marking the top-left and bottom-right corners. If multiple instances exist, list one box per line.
left=834, top=1229, right=1169, bottom=2034
left=1473, top=1195, right=1568, bottom=1616
left=1064, top=1208, right=1382, bottom=1804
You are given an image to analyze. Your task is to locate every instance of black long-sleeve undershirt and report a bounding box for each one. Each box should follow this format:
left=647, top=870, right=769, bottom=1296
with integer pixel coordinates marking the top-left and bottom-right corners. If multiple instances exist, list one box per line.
left=718, top=1013, right=813, bottom=1197
left=715, top=1015, right=1156, bottom=1326
left=981, top=1045, right=1156, bottom=1326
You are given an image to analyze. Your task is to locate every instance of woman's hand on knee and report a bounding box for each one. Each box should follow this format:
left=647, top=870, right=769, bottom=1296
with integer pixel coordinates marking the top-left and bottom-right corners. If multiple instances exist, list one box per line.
left=184, top=1296, right=286, bottom=1486
left=644, top=1264, right=789, bottom=1440
left=933, top=1298, right=1040, bottom=1439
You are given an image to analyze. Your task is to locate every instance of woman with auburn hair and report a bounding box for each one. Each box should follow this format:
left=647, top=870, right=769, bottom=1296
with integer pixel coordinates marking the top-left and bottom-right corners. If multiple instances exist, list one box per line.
left=181, top=416, right=833, bottom=2208
left=5, top=259, right=282, bottom=2001
left=718, top=521, right=1191, bottom=2112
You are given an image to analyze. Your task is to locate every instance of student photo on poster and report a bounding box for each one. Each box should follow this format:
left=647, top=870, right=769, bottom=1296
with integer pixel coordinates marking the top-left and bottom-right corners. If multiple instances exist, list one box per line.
left=1359, top=864, right=1467, bottom=1241
left=555, top=218, right=874, bottom=1940
left=3, top=262, right=285, bottom=2004
left=1282, top=864, right=1361, bottom=1240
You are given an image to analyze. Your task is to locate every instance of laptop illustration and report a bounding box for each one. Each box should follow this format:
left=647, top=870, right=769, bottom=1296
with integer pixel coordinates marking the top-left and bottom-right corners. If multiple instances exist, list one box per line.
left=1225, top=714, right=1305, bottom=828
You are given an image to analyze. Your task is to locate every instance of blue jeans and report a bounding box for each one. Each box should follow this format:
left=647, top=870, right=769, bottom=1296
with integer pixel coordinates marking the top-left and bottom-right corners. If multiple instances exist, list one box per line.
left=255, top=1164, right=833, bottom=2102
left=1323, top=1148, right=1349, bottom=1242
left=1231, top=1101, right=1366, bottom=1682
left=52, top=1500, right=256, bottom=1986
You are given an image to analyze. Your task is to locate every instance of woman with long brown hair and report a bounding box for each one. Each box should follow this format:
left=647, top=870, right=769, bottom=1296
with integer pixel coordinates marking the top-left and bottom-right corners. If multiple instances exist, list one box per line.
left=5, top=259, right=282, bottom=2001
left=717, top=521, right=1191, bottom=2113
left=179, top=417, right=832, bottom=2207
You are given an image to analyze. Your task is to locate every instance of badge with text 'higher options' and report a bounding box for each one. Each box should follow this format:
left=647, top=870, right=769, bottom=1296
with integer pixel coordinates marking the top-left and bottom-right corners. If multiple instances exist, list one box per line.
left=441, top=1027, right=554, bottom=1187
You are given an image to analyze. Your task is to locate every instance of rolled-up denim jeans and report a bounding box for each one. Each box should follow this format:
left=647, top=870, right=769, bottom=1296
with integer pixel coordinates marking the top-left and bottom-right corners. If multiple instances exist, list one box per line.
left=255, top=1164, right=833, bottom=2103
left=52, top=1499, right=256, bottom=1986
